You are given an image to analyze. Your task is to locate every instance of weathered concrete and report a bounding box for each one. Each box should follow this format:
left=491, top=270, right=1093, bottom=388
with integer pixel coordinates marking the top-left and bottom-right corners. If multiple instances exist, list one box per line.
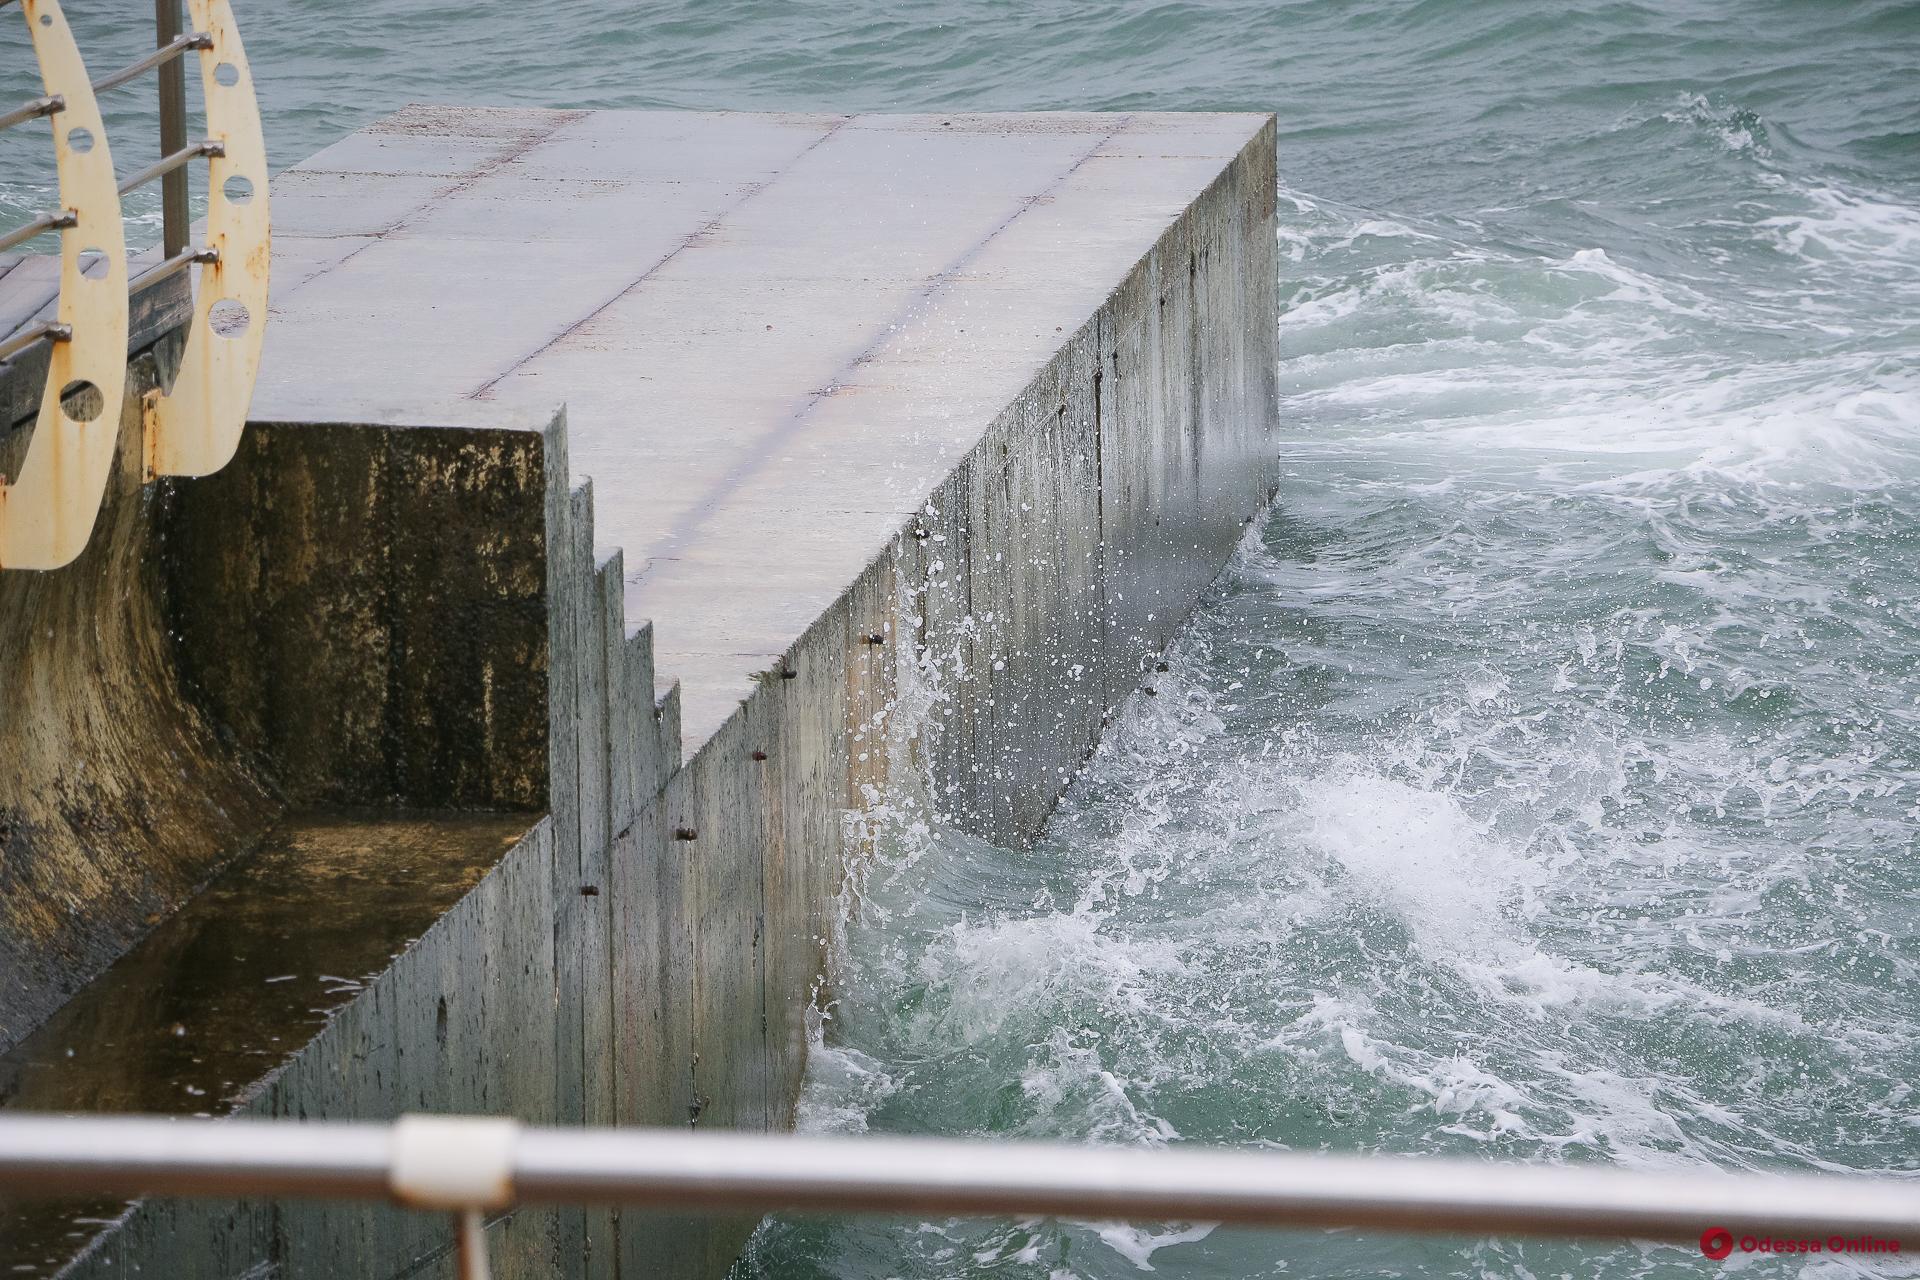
left=166, top=417, right=552, bottom=809
left=2, top=108, right=1278, bottom=1279
left=0, top=400, right=557, bottom=1057
left=252, top=107, right=1279, bottom=772
left=0, top=333, right=282, bottom=1057
left=0, top=809, right=532, bottom=1274
left=0, top=253, right=199, bottom=1047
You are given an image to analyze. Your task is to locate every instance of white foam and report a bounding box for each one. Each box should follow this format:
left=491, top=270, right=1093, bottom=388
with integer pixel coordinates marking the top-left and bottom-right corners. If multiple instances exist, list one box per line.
left=778, top=129, right=1920, bottom=1280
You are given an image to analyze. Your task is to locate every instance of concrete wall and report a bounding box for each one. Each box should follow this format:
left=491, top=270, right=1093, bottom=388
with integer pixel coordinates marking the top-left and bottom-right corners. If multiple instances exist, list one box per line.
left=166, top=421, right=552, bottom=810
left=53, top=119, right=1277, bottom=1279
left=0, top=364, right=554, bottom=1061
left=914, top=127, right=1279, bottom=841
left=0, top=336, right=282, bottom=1057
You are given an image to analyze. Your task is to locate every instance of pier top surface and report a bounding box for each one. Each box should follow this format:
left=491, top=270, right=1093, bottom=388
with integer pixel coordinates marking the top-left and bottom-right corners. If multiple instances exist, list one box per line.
left=256, top=107, right=1270, bottom=750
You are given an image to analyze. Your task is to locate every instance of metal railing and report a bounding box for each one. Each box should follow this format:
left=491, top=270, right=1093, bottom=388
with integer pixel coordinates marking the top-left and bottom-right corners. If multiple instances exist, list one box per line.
left=0, top=0, right=213, bottom=374
left=0, top=316, right=68, bottom=363
left=0, top=0, right=199, bottom=381
left=90, top=27, right=210, bottom=97
left=0, top=91, right=61, bottom=133
left=0, top=0, right=267, bottom=571
left=117, top=136, right=221, bottom=199
left=0, top=1113, right=1914, bottom=1280
left=127, top=239, right=216, bottom=294
left=150, top=0, right=192, bottom=255
left=0, top=206, right=75, bottom=256
left=0, top=0, right=203, bottom=252
left=0, top=0, right=131, bottom=572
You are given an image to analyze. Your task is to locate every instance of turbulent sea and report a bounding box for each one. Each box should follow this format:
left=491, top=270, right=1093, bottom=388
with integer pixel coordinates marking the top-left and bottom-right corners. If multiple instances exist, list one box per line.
left=8, top=2, right=1920, bottom=1276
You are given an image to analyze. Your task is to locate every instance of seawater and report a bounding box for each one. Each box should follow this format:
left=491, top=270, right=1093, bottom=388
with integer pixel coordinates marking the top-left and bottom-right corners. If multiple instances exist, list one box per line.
left=5, top=3, right=1918, bottom=1276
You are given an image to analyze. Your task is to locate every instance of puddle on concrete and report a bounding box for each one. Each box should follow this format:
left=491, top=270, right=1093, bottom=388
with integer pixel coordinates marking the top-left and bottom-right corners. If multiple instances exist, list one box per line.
left=0, top=806, right=534, bottom=1275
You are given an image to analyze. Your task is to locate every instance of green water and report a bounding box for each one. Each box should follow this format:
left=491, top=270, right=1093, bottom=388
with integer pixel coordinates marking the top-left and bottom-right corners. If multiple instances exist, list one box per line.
left=6, top=2, right=1920, bottom=1275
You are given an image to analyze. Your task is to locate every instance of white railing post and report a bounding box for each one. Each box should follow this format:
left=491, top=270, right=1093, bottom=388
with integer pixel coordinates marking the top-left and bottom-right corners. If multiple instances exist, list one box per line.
left=388, top=1116, right=520, bottom=1280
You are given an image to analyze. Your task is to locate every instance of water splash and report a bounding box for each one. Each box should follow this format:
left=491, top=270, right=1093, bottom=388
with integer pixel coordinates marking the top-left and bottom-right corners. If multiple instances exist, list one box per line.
left=749, top=90, right=1920, bottom=1280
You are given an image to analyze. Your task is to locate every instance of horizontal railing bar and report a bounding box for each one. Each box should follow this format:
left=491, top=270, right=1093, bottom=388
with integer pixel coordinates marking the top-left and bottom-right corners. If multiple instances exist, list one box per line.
left=0, top=94, right=63, bottom=134
left=129, top=242, right=216, bottom=294
left=0, top=1114, right=1916, bottom=1245
left=0, top=318, right=70, bottom=365
left=0, top=1115, right=389, bottom=1200
left=117, top=138, right=223, bottom=196
left=0, top=209, right=76, bottom=255
left=90, top=32, right=212, bottom=95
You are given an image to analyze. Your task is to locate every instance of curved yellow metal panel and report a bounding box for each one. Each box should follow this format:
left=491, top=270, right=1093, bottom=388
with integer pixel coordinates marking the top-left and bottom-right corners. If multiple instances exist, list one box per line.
left=144, top=0, right=268, bottom=480
left=0, top=0, right=131, bottom=571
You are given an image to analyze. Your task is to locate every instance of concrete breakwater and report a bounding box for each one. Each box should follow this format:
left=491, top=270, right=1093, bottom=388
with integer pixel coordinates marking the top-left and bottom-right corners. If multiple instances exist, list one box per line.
left=0, top=109, right=1277, bottom=1277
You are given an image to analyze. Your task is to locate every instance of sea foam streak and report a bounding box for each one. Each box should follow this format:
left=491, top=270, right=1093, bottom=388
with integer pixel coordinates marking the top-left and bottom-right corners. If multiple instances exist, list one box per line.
left=757, top=158, right=1920, bottom=1278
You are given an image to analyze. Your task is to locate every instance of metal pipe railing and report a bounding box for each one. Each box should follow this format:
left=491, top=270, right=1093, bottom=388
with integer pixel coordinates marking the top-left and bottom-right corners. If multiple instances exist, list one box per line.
left=0, top=92, right=62, bottom=133
left=89, top=29, right=211, bottom=95
left=2, top=2, right=202, bottom=252
left=0, top=318, right=70, bottom=365
left=153, top=0, right=189, bottom=257
left=117, top=137, right=222, bottom=196
left=128, top=241, right=216, bottom=294
left=0, top=208, right=77, bottom=255
left=0, top=1113, right=1915, bottom=1244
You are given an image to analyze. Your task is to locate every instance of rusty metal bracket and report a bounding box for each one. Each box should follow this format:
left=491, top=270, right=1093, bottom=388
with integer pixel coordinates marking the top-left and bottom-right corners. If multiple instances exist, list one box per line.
left=0, top=0, right=130, bottom=571
left=141, top=0, right=267, bottom=482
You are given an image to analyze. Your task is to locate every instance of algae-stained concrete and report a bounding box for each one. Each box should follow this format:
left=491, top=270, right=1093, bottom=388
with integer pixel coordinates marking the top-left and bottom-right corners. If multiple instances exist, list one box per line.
left=0, top=337, right=282, bottom=1058
left=0, top=261, right=226, bottom=1054
left=14, top=108, right=1278, bottom=1279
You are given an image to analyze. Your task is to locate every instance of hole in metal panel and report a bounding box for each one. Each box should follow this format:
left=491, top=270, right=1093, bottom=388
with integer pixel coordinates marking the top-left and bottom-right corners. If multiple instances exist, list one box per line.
left=209, top=298, right=250, bottom=337
left=59, top=379, right=103, bottom=422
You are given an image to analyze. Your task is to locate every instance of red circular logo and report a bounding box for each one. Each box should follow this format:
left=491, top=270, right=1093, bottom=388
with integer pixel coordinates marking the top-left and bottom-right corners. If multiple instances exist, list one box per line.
left=1701, top=1227, right=1735, bottom=1260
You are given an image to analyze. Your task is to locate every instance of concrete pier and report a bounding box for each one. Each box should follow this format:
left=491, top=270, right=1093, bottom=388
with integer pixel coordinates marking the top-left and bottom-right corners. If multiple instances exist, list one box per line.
left=0, top=108, right=1277, bottom=1278
left=253, top=107, right=1278, bottom=771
